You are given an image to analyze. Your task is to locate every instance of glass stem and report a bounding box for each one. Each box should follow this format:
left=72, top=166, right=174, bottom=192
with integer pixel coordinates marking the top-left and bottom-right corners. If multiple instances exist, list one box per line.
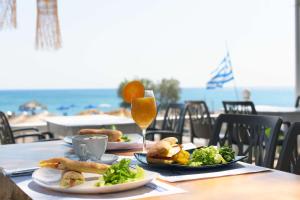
left=142, top=129, right=147, bottom=153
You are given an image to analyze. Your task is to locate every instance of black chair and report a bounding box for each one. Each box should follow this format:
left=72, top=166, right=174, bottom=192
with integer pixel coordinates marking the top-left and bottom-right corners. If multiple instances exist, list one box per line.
left=146, top=103, right=187, bottom=143
left=0, top=111, right=54, bottom=144
left=223, top=101, right=257, bottom=114
left=276, top=122, right=300, bottom=174
left=295, top=96, right=300, bottom=108
left=209, top=114, right=282, bottom=168
left=223, top=100, right=289, bottom=145
left=185, top=101, right=213, bottom=142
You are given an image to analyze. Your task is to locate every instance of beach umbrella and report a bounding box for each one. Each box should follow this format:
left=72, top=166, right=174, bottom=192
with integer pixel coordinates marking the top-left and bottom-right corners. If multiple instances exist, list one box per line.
left=19, top=100, right=47, bottom=115
left=84, top=104, right=97, bottom=109
left=56, top=105, right=69, bottom=116
left=56, top=105, right=69, bottom=111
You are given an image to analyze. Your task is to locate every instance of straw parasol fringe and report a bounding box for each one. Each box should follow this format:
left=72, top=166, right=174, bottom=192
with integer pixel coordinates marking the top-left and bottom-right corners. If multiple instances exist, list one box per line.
left=35, top=0, right=62, bottom=50
left=0, top=0, right=17, bottom=30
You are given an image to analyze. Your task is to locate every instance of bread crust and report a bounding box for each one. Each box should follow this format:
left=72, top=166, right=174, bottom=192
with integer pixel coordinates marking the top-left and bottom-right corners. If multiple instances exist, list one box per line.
left=60, top=171, right=85, bottom=188
left=161, top=137, right=178, bottom=145
left=39, top=157, right=109, bottom=174
left=147, top=141, right=172, bottom=157
left=146, top=157, right=174, bottom=164
left=79, top=129, right=122, bottom=142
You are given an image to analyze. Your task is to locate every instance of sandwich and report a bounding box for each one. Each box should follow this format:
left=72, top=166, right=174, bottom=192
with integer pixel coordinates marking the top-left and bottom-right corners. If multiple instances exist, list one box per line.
left=146, top=137, right=190, bottom=165
left=39, top=157, right=109, bottom=174
left=78, top=129, right=123, bottom=142
left=60, top=170, right=85, bottom=188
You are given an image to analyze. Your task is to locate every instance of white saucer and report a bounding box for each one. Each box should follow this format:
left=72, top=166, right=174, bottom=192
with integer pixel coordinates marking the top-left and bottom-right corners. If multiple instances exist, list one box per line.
left=65, top=154, right=118, bottom=165
left=94, top=154, right=118, bottom=164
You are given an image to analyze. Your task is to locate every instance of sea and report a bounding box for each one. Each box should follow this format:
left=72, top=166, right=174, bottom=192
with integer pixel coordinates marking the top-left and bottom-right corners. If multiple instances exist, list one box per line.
left=0, top=87, right=295, bottom=115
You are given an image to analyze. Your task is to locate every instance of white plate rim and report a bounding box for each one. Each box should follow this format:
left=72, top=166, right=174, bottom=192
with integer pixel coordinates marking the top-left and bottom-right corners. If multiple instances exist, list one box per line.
left=64, top=134, right=144, bottom=150
left=64, top=134, right=142, bottom=145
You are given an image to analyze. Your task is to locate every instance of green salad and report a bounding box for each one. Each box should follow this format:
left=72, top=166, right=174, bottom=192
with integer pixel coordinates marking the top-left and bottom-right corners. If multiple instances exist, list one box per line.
left=96, top=159, right=144, bottom=186
left=121, top=135, right=131, bottom=142
left=188, top=146, right=235, bottom=167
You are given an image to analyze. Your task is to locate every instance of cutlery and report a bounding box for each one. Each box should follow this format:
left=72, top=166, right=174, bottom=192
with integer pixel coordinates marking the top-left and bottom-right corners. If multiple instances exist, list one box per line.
left=5, top=168, right=39, bottom=177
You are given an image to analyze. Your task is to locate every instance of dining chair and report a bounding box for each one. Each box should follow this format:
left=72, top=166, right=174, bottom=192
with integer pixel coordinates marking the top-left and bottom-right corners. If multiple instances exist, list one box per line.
left=295, top=96, right=300, bottom=108
left=146, top=103, right=187, bottom=143
left=0, top=111, right=54, bottom=145
left=185, top=101, right=213, bottom=143
left=223, top=101, right=257, bottom=114
left=223, top=100, right=289, bottom=146
left=209, top=114, right=282, bottom=168
left=276, top=122, right=300, bottom=174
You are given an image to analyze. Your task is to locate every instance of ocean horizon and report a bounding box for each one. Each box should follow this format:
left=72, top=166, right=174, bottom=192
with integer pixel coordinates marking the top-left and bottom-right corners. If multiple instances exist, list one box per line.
left=0, top=87, right=295, bottom=115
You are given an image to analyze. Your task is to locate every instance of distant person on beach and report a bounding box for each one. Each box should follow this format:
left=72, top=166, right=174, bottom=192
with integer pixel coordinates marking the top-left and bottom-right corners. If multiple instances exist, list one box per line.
left=242, top=89, right=251, bottom=101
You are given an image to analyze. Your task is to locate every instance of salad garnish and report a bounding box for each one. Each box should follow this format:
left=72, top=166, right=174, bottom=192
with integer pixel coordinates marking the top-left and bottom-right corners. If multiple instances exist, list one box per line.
left=188, top=146, right=235, bottom=167
left=96, top=159, right=144, bottom=186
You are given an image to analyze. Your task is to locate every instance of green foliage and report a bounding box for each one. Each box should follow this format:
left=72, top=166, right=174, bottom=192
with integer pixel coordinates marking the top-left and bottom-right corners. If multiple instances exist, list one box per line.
left=157, top=78, right=181, bottom=108
left=117, top=78, right=181, bottom=108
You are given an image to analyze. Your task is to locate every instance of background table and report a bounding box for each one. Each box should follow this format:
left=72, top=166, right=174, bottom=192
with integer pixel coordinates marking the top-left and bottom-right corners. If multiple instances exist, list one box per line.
left=256, top=105, right=300, bottom=123
left=45, top=115, right=140, bottom=137
left=1, top=140, right=300, bottom=200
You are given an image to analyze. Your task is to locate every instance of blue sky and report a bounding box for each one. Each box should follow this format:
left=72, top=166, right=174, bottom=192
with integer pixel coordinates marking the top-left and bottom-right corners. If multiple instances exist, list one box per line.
left=0, top=0, right=294, bottom=89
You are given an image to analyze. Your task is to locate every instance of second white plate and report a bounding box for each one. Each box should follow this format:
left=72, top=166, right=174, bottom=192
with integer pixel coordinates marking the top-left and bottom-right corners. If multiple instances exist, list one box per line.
left=32, top=168, right=158, bottom=194
left=64, top=134, right=144, bottom=150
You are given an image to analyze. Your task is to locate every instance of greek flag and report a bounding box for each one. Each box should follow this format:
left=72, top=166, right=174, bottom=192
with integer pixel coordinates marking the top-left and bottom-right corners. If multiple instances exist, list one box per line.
left=206, top=52, right=234, bottom=89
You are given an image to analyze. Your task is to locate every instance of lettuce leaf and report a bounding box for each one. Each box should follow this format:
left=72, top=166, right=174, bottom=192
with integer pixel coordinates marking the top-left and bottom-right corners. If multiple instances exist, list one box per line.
left=96, top=159, right=144, bottom=186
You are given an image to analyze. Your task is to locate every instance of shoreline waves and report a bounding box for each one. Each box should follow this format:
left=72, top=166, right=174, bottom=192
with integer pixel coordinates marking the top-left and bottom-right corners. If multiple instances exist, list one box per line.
left=0, top=87, right=295, bottom=115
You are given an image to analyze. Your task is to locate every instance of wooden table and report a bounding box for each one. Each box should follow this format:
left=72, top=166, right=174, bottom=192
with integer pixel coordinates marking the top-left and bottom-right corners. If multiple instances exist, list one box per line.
left=1, top=141, right=300, bottom=200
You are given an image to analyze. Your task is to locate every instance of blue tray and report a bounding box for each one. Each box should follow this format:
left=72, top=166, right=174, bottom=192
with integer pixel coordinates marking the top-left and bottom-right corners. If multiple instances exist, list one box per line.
left=134, top=149, right=247, bottom=170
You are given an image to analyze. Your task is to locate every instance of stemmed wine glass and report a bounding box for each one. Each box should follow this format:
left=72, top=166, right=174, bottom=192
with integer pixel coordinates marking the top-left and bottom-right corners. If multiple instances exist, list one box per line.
left=131, top=90, right=157, bottom=152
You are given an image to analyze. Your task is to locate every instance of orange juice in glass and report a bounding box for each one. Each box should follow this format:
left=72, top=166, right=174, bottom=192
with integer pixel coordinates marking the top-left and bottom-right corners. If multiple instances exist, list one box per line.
left=131, top=90, right=156, bottom=152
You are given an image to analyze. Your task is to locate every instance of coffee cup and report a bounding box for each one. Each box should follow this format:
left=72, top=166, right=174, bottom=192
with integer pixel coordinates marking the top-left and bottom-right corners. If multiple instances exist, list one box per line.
left=72, top=135, right=108, bottom=161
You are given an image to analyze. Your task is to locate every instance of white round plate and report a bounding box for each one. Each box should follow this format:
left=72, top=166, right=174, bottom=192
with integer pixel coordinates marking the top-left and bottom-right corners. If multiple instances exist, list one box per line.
left=32, top=168, right=158, bottom=194
left=64, top=134, right=148, bottom=150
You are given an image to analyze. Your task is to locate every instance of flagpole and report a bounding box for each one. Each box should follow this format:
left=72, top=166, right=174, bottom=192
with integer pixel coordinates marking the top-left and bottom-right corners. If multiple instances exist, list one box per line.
left=225, top=43, right=239, bottom=100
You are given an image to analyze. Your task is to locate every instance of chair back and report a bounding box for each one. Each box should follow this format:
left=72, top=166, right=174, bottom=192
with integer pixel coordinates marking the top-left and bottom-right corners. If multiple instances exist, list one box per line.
left=295, top=96, right=300, bottom=108
left=277, top=122, right=300, bottom=174
left=223, top=101, right=257, bottom=114
left=209, top=114, right=282, bottom=168
left=162, top=103, right=187, bottom=134
left=185, top=101, right=213, bottom=140
left=0, top=112, right=15, bottom=144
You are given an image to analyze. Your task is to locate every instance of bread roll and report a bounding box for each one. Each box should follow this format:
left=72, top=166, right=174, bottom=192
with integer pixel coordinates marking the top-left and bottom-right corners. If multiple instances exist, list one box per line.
left=161, top=137, right=178, bottom=145
left=146, top=137, right=181, bottom=164
left=79, top=129, right=122, bottom=142
left=147, top=141, right=173, bottom=158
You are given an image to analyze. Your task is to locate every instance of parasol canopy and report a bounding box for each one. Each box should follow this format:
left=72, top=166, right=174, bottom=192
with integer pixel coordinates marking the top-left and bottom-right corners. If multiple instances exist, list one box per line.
left=19, top=100, right=47, bottom=115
